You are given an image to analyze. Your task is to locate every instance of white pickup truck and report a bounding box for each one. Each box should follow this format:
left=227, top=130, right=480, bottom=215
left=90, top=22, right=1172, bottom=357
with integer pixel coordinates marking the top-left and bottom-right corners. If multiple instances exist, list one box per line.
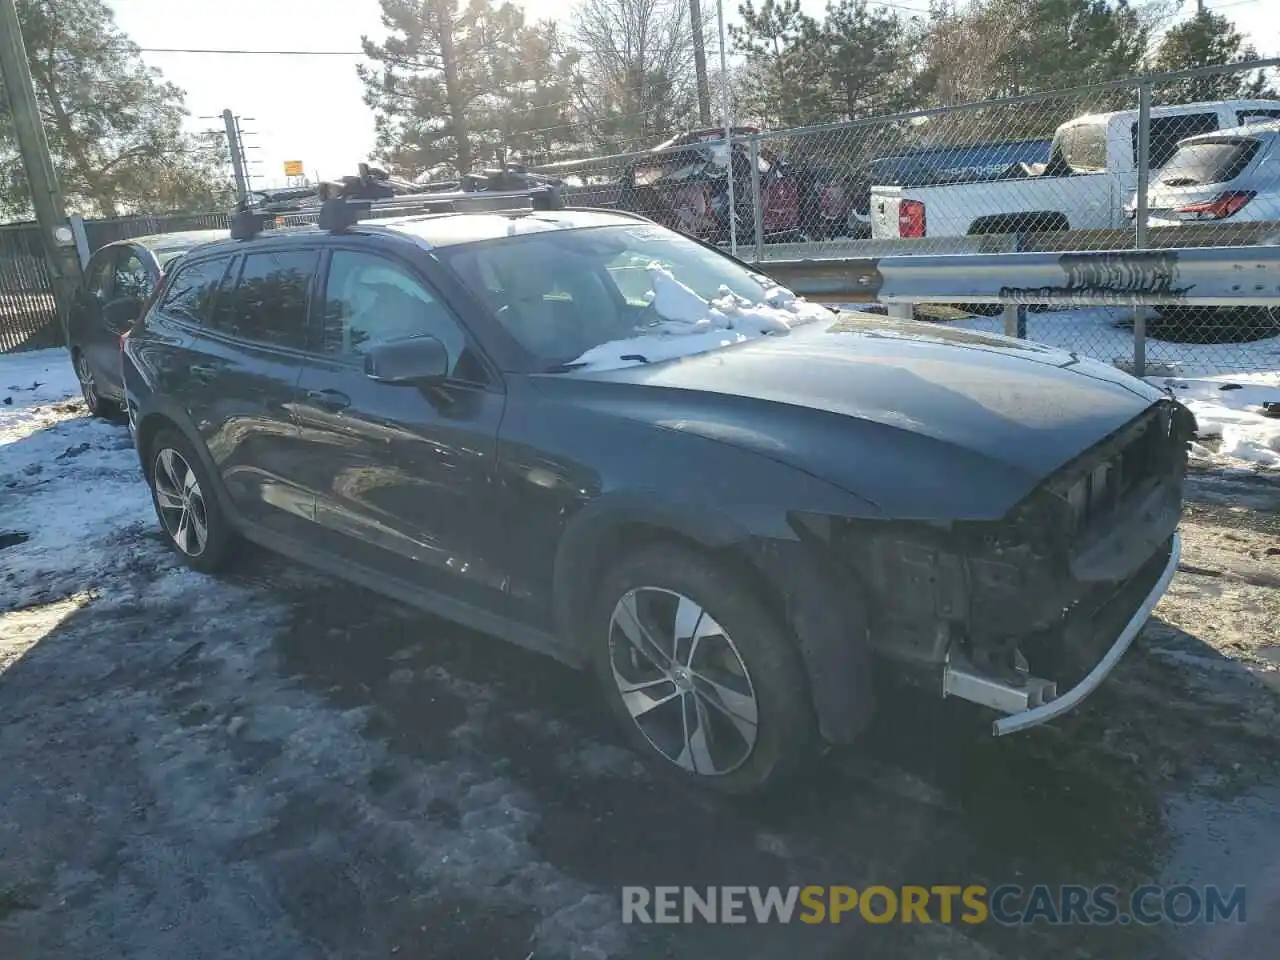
left=870, top=99, right=1280, bottom=240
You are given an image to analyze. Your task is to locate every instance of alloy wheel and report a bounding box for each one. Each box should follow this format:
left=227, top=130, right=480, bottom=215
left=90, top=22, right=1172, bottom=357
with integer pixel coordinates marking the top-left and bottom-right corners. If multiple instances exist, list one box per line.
left=75, top=353, right=99, bottom=413
left=608, top=587, right=759, bottom=775
left=152, top=447, right=209, bottom=557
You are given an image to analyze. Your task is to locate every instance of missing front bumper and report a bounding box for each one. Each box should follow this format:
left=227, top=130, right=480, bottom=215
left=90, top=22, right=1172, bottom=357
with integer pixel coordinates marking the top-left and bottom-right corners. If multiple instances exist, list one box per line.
left=941, top=532, right=1182, bottom=736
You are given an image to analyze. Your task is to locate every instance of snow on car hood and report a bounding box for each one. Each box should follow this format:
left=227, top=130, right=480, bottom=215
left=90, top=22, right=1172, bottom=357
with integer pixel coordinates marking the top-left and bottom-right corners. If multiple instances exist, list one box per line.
left=568, top=264, right=830, bottom=370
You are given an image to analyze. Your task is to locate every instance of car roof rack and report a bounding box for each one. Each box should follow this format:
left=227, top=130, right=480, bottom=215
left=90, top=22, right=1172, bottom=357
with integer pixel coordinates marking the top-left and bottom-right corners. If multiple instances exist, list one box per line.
left=229, top=162, right=561, bottom=240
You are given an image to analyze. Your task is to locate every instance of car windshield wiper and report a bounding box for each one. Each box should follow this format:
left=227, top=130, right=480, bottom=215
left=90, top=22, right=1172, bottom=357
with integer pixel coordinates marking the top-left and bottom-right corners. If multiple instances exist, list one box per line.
left=544, top=360, right=589, bottom=372
left=1160, top=176, right=1201, bottom=186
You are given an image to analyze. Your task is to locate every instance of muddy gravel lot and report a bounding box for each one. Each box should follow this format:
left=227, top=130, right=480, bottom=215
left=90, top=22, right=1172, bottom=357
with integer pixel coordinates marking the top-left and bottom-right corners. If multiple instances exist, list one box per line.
left=3, top=388, right=1280, bottom=960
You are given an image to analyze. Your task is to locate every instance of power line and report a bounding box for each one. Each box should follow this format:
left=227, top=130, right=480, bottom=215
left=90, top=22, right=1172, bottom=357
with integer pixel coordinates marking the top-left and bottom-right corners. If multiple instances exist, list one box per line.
left=135, top=46, right=367, bottom=56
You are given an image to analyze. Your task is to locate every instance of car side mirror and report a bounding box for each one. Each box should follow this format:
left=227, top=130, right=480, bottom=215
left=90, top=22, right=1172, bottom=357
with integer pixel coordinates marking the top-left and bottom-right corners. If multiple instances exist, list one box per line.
left=364, top=336, right=449, bottom=385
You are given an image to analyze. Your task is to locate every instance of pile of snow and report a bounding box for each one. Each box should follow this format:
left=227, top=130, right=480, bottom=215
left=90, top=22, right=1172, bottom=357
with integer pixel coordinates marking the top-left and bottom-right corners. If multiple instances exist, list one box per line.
left=570, top=263, right=829, bottom=369
left=944, top=306, right=1280, bottom=379
left=1155, top=373, right=1280, bottom=470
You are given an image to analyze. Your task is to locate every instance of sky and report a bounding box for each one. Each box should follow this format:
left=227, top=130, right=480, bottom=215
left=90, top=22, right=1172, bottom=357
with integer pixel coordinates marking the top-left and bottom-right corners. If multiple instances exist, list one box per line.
left=103, top=0, right=1275, bottom=191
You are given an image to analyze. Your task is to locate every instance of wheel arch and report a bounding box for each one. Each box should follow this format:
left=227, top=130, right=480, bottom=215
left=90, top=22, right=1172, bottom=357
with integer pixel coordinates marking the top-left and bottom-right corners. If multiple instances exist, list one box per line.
left=553, top=496, right=874, bottom=743
left=133, top=404, right=240, bottom=525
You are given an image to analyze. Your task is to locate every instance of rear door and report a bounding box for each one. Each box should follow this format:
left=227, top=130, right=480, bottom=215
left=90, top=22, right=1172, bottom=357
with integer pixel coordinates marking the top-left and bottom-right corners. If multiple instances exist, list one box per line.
left=178, top=245, right=320, bottom=534
left=91, top=245, right=156, bottom=397
left=291, top=245, right=509, bottom=613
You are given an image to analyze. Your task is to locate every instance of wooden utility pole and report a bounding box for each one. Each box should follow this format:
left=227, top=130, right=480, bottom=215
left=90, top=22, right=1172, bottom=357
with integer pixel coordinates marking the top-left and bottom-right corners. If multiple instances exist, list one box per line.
left=222, top=109, right=250, bottom=203
left=0, top=0, right=82, bottom=344
left=690, top=0, right=712, bottom=126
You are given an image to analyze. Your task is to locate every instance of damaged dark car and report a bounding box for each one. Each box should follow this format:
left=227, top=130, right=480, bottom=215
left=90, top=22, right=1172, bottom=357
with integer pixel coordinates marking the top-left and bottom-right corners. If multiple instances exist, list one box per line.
left=122, top=207, right=1192, bottom=794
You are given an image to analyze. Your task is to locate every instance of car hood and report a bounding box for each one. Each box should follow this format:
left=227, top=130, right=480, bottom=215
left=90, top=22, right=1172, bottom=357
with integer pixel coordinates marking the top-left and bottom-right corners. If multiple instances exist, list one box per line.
left=563, top=313, right=1164, bottom=516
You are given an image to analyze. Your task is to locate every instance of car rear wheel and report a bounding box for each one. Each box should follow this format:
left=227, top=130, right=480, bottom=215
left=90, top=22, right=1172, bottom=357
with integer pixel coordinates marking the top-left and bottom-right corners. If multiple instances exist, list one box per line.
left=589, top=544, right=814, bottom=794
left=147, top=428, right=236, bottom=573
left=73, top=349, right=115, bottom=418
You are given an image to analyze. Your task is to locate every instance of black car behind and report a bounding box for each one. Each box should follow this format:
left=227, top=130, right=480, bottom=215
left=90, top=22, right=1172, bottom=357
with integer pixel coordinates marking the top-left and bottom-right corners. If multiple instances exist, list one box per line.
left=69, top=229, right=227, bottom=416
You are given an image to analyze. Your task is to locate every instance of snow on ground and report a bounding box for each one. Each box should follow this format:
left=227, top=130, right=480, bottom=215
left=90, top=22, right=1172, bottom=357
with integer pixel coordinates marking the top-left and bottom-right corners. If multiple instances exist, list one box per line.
left=2, top=349, right=1280, bottom=959
left=1156, top=374, right=1280, bottom=469
left=0, top=350, right=630, bottom=959
left=946, top=306, right=1280, bottom=379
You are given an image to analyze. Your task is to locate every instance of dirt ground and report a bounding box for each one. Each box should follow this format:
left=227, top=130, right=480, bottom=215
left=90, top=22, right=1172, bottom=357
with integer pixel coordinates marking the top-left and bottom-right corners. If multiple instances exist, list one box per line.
left=3, top=393, right=1280, bottom=960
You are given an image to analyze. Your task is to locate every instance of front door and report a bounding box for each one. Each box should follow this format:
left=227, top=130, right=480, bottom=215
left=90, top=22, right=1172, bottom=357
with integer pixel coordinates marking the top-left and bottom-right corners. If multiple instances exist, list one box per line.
left=292, top=247, right=509, bottom=613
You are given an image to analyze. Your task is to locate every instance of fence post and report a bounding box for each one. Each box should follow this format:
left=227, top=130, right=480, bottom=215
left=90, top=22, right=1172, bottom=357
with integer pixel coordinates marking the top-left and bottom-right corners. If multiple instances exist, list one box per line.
left=1002, top=304, right=1021, bottom=338
left=1132, top=81, right=1152, bottom=379
left=68, top=214, right=90, bottom=269
left=1003, top=230, right=1028, bottom=338
left=749, top=137, right=764, bottom=262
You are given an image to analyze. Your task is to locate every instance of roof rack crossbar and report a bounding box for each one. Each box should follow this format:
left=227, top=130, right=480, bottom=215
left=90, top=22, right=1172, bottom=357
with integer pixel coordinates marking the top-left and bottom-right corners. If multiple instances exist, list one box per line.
left=228, top=162, right=564, bottom=239
left=317, top=188, right=544, bottom=232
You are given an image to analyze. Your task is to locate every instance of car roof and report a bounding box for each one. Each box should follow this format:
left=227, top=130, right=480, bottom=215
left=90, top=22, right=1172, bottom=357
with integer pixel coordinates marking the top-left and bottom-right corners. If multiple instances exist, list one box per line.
left=1177, top=118, right=1280, bottom=145
left=373, top=208, right=644, bottom=248
left=113, top=229, right=230, bottom=259
left=178, top=208, right=645, bottom=259
left=1060, top=99, right=1280, bottom=129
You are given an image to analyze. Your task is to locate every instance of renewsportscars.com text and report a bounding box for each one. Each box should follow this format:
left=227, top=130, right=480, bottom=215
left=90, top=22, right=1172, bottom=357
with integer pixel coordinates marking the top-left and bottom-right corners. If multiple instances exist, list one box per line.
left=621, top=884, right=1247, bottom=926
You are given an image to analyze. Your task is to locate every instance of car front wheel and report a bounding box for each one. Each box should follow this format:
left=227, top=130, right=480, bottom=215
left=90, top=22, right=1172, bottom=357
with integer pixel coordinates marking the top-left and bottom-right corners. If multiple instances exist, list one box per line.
left=590, top=543, right=814, bottom=794
left=147, top=428, right=236, bottom=573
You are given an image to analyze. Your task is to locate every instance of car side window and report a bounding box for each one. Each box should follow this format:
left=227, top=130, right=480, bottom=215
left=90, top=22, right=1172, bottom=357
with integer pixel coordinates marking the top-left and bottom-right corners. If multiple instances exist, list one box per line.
left=320, top=250, right=479, bottom=380
left=158, top=257, right=231, bottom=325
left=1238, top=109, right=1280, bottom=125
left=85, top=252, right=114, bottom=301
left=1133, top=113, right=1219, bottom=170
left=113, top=250, right=150, bottom=301
left=216, top=249, right=319, bottom=349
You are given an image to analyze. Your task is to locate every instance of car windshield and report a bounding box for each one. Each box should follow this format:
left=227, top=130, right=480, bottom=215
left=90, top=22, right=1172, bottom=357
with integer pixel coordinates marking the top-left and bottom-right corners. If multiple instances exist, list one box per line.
left=1156, top=137, right=1261, bottom=186
left=438, top=223, right=831, bottom=370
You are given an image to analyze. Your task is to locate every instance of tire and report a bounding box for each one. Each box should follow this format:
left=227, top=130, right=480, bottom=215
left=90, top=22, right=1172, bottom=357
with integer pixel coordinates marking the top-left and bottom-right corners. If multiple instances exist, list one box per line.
left=73, top=348, right=116, bottom=419
left=588, top=543, right=815, bottom=794
left=145, top=428, right=236, bottom=573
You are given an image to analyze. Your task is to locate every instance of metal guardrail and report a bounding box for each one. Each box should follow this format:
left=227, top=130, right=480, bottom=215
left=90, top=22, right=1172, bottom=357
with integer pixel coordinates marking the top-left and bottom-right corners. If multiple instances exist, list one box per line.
left=751, top=244, right=1280, bottom=308
left=751, top=244, right=1280, bottom=378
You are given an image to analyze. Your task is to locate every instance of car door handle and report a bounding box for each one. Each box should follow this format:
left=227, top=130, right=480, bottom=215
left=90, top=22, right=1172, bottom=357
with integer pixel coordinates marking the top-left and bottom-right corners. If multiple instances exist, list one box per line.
left=305, top=388, right=351, bottom=412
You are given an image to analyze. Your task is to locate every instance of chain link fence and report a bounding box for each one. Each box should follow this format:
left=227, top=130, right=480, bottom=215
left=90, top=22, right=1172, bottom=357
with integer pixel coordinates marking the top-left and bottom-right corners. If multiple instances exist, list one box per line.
left=529, top=59, right=1280, bottom=376
left=4, top=59, right=1278, bottom=372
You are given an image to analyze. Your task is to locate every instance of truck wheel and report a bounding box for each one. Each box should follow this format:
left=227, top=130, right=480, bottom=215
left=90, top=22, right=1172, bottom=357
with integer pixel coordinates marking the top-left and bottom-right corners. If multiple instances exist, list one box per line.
left=589, top=543, right=815, bottom=794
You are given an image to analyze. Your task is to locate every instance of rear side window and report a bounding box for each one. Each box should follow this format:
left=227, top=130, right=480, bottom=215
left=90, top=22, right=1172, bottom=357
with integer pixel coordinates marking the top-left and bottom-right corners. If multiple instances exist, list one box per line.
left=158, top=257, right=231, bottom=324
left=216, top=249, right=319, bottom=349
left=1134, top=113, right=1219, bottom=169
left=1156, top=138, right=1261, bottom=186
left=1238, top=109, right=1280, bottom=125
left=113, top=251, right=150, bottom=301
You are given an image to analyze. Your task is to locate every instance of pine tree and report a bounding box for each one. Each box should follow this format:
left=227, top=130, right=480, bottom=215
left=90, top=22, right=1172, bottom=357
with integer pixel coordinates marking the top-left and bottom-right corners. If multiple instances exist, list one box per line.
left=359, top=0, right=579, bottom=177
left=730, top=0, right=828, bottom=128
left=1150, top=10, right=1275, bottom=103
left=0, top=0, right=235, bottom=220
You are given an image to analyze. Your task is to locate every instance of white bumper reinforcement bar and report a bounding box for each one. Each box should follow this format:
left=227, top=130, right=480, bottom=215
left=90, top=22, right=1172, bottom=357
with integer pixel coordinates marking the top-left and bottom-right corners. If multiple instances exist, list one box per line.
left=942, top=533, right=1182, bottom=737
